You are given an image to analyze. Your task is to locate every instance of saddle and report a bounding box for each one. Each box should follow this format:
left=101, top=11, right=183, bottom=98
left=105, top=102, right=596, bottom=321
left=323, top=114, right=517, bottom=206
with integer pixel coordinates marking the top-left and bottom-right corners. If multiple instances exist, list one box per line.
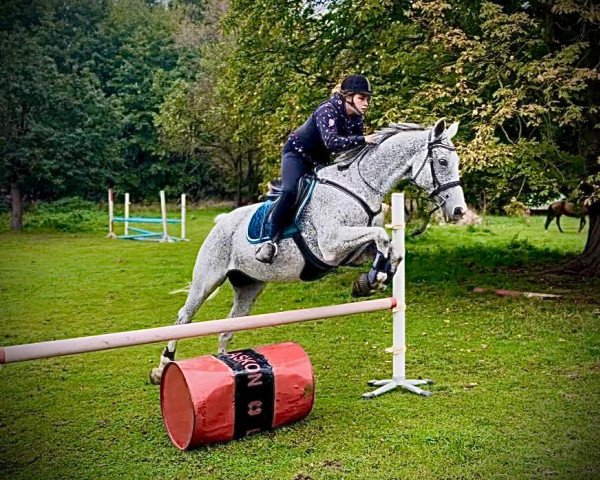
left=246, top=175, right=317, bottom=245
left=247, top=175, right=337, bottom=281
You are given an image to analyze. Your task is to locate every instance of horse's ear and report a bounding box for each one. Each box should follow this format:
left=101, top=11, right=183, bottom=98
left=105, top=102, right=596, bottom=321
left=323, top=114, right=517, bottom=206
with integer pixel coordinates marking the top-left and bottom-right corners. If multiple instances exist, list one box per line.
left=431, top=118, right=446, bottom=141
left=447, top=121, right=459, bottom=139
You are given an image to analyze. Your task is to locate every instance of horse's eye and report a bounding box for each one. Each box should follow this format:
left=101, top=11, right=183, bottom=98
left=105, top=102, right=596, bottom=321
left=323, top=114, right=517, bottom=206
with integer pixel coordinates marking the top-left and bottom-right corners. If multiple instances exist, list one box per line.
left=439, top=159, right=449, bottom=166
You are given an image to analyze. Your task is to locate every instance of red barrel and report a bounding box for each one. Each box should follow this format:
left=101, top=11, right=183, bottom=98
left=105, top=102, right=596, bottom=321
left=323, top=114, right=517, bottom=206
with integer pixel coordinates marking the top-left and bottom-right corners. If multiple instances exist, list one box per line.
left=160, top=342, right=314, bottom=449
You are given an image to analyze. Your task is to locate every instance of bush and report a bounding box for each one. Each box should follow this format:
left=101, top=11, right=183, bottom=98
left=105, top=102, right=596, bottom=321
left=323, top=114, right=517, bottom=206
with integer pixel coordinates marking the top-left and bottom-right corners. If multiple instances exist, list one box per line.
left=31, top=197, right=98, bottom=214
left=503, top=197, right=528, bottom=217
left=25, top=197, right=104, bottom=232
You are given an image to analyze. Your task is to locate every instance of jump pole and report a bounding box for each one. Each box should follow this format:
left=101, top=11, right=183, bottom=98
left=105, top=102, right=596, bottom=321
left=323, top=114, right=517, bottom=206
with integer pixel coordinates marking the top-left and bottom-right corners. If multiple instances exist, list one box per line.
left=363, top=192, right=433, bottom=398
left=0, top=298, right=395, bottom=365
left=106, top=188, right=117, bottom=239
left=124, top=193, right=130, bottom=236
left=181, top=193, right=186, bottom=241
left=159, top=190, right=170, bottom=243
left=107, top=189, right=186, bottom=242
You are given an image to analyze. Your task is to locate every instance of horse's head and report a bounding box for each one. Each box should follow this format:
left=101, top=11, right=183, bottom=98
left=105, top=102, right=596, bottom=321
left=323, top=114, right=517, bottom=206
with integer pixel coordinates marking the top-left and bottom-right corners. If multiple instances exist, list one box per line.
left=410, top=119, right=467, bottom=221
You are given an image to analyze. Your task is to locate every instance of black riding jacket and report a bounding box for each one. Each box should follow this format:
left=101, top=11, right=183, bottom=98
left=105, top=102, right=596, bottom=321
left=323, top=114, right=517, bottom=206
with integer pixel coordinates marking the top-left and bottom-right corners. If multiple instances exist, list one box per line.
left=284, top=93, right=366, bottom=165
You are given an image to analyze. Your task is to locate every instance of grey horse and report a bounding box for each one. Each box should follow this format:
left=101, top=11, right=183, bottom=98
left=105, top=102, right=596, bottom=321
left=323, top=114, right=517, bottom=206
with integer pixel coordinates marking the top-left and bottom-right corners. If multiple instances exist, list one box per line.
left=150, top=118, right=467, bottom=384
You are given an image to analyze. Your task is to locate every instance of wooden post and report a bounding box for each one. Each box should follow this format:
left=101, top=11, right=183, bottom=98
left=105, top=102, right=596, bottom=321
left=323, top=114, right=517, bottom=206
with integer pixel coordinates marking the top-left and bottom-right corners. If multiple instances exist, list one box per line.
left=124, top=193, right=130, bottom=236
left=107, top=189, right=116, bottom=239
left=363, top=193, right=433, bottom=398
left=160, top=190, right=169, bottom=242
left=181, top=193, right=186, bottom=241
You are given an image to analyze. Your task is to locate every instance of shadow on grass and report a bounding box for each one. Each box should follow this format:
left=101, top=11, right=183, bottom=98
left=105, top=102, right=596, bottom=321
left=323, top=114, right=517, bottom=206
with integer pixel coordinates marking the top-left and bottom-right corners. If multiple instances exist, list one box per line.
left=407, top=237, right=573, bottom=283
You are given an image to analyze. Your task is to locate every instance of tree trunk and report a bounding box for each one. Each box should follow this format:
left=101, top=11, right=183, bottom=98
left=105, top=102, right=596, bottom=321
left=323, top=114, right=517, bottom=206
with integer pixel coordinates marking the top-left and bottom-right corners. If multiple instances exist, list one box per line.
left=563, top=200, right=600, bottom=276
left=10, top=182, right=23, bottom=231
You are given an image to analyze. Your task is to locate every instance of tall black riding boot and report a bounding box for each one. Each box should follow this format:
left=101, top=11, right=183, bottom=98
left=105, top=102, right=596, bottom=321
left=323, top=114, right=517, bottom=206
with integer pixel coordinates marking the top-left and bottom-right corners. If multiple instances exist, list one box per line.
left=255, top=231, right=282, bottom=264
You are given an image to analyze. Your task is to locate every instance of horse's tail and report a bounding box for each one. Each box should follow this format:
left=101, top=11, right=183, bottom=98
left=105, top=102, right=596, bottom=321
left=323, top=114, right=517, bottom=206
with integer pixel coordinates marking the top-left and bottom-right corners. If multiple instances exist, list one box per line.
left=214, top=212, right=229, bottom=223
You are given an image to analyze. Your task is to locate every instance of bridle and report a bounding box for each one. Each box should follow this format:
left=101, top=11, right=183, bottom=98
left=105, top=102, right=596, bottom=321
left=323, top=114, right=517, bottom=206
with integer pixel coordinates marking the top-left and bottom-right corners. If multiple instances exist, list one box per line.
left=325, top=128, right=462, bottom=223
left=355, top=134, right=462, bottom=203
left=409, top=138, right=462, bottom=207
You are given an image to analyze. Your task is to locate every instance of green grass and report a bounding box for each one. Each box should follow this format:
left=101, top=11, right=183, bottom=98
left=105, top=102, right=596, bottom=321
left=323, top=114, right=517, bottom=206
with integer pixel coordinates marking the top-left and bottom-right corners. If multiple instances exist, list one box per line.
left=0, top=208, right=599, bottom=479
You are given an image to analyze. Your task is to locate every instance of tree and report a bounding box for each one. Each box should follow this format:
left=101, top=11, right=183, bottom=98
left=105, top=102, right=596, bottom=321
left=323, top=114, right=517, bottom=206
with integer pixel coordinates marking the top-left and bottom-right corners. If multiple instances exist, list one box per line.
left=0, top=1, right=122, bottom=230
left=405, top=0, right=599, bottom=275
left=220, top=0, right=599, bottom=274
left=221, top=0, right=420, bottom=180
left=156, top=0, right=262, bottom=205
left=99, top=0, right=184, bottom=198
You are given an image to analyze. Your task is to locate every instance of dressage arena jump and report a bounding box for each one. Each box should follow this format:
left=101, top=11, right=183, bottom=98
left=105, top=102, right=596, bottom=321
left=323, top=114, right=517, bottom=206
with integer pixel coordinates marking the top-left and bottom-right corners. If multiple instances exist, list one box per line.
left=1, top=193, right=432, bottom=448
left=107, top=188, right=187, bottom=242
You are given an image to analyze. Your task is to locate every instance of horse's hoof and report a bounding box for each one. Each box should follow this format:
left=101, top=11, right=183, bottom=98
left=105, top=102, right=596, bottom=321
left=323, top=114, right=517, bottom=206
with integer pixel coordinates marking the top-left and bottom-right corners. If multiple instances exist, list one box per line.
left=352, top=273, right=372, bottom=298
left=149, top=367, right=163, bottom=385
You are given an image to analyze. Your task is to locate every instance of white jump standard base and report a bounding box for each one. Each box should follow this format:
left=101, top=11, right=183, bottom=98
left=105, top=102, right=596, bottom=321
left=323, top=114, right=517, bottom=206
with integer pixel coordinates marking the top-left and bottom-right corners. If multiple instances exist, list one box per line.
left=363, top=193, right=434, bottom=398
left=364, top=378, right=433, bottom=398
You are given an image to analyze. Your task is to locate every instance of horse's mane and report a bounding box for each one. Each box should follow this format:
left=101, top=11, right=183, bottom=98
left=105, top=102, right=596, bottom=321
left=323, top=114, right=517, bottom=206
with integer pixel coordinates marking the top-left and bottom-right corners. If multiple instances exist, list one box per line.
left=334, top=122, right=427, bottom=168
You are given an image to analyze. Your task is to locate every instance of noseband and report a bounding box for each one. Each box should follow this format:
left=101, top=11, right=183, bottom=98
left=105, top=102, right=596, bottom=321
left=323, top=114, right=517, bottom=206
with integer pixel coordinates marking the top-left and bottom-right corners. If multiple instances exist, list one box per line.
left=411, top=139, right=462, bottom=205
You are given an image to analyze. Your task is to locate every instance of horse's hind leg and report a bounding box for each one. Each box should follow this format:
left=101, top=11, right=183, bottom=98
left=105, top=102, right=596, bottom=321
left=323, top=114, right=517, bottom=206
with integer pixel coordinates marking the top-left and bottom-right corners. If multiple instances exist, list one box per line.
left=218, top=276, right=266, bottom=354
left=578, top=216, right=586, bottom=233
left=556, top=215, right=564, bottom=233
left=544, top=211, right=554, bottom=231
left=149, top=248, right=228, bottom=385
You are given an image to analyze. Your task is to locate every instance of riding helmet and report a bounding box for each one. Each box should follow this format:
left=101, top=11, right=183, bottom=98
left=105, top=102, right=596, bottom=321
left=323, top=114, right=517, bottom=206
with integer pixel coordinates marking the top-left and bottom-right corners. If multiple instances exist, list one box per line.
left=340, top=75, right=372, bottom=96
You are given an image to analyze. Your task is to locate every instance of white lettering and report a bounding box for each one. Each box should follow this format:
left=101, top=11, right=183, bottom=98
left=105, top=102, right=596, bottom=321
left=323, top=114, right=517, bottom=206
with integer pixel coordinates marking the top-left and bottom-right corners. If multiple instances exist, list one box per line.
left=248, top=400, right=262, bottom=416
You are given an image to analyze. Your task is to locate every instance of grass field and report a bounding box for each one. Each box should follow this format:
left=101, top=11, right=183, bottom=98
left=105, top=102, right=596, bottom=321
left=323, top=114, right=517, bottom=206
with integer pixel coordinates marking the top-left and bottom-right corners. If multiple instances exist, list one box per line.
left=0, top=206, right=599, bottom=479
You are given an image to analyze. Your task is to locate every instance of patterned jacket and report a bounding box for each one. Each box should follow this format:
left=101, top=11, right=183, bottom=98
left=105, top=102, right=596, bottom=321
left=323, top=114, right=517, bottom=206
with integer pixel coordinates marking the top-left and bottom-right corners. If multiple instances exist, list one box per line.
left=284, top=93, right=366, bottom=165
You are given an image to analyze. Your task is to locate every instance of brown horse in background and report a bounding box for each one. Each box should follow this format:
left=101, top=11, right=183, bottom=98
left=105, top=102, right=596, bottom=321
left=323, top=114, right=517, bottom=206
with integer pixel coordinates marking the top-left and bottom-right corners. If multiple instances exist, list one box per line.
left=544, top=200, right=588, bottom=233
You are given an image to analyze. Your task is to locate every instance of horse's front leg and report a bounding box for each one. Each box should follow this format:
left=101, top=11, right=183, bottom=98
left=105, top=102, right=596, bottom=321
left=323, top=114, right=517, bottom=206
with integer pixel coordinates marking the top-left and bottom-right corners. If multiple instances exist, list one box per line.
left=320, top=226, right=393, bottom=297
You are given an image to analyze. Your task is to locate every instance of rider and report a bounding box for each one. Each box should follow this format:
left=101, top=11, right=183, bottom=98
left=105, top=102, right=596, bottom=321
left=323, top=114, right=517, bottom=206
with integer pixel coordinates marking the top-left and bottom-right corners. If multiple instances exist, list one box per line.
left=255, top=74, right=377, bottom=264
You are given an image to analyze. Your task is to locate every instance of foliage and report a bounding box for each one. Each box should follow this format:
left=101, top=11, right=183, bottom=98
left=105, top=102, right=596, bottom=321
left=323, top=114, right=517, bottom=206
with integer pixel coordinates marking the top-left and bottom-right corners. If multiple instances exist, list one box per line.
left=503, top=197, right=529, bottom=217
left=218, top=0, right=598, bottom=208
left=98, top=0, right=191, bottom=198
left=32, top=196, right=98, bottom=213
left=0, top=1, right=122, bottom=201
left=155, top=1, right=263, bottom=204
left=19, top=197, right=103, bottom=232
left=406, top=0, right=598, bottom=208
left=0, top=0, right=233, bottom=216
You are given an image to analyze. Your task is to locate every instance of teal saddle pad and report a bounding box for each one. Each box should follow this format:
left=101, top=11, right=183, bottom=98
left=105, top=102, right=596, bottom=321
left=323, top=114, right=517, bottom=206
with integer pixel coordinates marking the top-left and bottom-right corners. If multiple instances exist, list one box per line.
left=246, top=176, right=317, bottom=244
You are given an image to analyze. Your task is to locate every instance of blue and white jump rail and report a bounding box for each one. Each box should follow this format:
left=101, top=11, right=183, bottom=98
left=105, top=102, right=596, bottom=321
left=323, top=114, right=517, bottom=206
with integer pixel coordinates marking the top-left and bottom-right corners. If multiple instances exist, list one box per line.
left=107, top=189, right=187, bottom=242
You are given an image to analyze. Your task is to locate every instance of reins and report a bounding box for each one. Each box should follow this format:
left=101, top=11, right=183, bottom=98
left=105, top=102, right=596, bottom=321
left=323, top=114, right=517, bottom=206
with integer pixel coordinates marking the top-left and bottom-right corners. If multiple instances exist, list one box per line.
left=333, top=127, right=462, bottom=212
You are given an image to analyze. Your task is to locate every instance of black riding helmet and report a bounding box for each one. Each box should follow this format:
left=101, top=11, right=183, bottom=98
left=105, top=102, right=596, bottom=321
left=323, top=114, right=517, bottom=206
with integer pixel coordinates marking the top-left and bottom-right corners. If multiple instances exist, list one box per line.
left=340, top=74, right=372, bottom=97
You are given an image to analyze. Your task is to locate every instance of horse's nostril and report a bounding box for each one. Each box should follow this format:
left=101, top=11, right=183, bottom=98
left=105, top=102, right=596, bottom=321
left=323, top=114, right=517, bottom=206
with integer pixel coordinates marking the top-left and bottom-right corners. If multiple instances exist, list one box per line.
left=453, top=206, right=465, bottom=218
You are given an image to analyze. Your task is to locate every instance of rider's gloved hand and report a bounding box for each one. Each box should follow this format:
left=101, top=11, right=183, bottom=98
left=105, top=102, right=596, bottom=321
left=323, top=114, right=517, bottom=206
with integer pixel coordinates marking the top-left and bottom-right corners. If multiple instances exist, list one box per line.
left=364, top=134, right=377, bottom=144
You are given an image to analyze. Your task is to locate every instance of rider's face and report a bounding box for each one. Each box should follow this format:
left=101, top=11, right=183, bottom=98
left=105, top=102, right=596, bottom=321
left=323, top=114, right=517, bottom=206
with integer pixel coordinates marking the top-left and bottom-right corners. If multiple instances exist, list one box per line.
left=346, top=94, right=370, bottom=115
